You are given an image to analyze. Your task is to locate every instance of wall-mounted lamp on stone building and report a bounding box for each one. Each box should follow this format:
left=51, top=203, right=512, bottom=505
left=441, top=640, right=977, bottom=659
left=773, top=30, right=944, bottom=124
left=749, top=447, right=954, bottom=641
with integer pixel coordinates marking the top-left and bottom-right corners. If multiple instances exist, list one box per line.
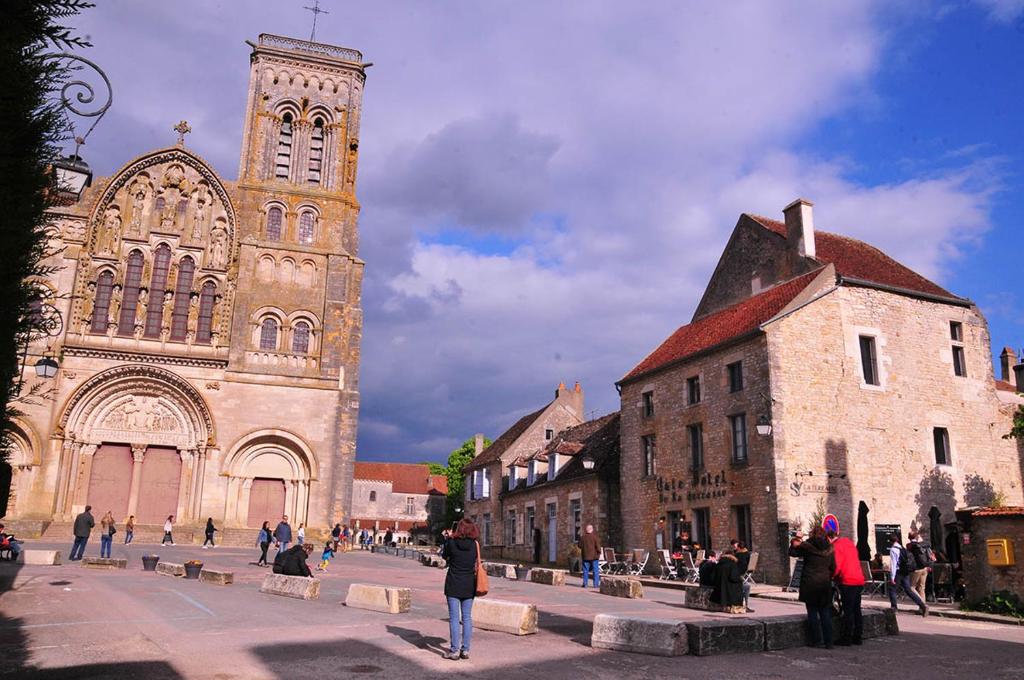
left=34, top=356, right=59, bottom=379
left=755, top=415, right=773, bottom=436
left=581, top=454, right=595, bottom=470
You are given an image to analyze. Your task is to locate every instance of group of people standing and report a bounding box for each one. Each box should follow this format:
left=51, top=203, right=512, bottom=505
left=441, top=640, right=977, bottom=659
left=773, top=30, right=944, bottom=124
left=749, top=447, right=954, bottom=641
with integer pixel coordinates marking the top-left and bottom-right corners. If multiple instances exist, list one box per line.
left=67, top=507, right=221, bottom=558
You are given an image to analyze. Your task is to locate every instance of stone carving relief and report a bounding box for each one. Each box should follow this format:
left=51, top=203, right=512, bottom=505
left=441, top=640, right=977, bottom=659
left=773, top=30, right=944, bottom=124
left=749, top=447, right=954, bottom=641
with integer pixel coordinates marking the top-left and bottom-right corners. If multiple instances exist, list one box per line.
left=127, top=174, right=151, bottom=231
left=209, top=218, right=228, bottom=268
left=103, top=395, right=181, bottom=433
left=98, top=205, right=122, bottom=254
left=191, top=182, right=211, bottom=240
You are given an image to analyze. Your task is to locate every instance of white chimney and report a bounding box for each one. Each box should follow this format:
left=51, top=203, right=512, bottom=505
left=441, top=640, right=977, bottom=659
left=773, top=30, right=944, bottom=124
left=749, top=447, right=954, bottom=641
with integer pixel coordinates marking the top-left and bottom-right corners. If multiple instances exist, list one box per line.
left=783, top=198, right=816, bottom=259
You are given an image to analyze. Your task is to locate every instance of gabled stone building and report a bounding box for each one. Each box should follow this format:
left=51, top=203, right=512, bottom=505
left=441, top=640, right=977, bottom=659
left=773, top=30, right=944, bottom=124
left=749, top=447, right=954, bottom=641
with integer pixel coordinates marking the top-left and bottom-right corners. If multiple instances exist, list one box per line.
left=618, top=199, right=1024, bottom=583
left=350, top=462, right=448, bottom=544
left=4, top=34, right=368, bottom=538
left=462, top=383, right=584, bottom=553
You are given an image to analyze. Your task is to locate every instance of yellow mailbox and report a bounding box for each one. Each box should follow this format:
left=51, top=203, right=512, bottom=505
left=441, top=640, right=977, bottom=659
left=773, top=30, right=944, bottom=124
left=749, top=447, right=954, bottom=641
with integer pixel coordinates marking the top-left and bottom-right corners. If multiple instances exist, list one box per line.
left=986, top=538, right=1015, bottom=566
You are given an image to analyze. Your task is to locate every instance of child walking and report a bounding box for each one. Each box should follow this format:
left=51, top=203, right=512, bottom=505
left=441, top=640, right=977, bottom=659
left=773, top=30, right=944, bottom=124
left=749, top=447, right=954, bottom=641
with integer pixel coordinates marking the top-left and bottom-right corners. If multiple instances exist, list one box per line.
left=316, top=540, right=335, bottom=571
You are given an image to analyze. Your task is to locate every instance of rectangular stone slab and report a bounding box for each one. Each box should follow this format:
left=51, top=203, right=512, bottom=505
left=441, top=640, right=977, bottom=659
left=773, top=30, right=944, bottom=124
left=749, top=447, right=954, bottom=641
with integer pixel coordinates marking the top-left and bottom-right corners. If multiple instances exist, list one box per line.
left=19, top=550, right=62, bottom=566
left=81, top=557, right=127, bottom=570
left=762, top=614, right=812, bottom=650
left=483, top=562, right=517, bottom=579
left=686, top=618, right=764, bottom=656
left=472, top=598, right=538, bottom=635
left=156, top=562, right=185, bottom=577
left=591, top=614, right=688, bottom=656
left=260, top=574, right=320, bottom=600
left=599, top=576, right=644, bottom=599
left=681, top=586, right=721, bottom=611
left=344, top=583, right=411, bottom=614
left=529, top=568, right=566, bottom=586
left=199, top=568, right=234, bottom=585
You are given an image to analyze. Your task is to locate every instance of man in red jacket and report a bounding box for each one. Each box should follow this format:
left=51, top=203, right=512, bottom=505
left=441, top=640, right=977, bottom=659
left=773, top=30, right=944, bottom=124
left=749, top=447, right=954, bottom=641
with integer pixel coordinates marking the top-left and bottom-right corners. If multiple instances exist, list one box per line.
left=828, top=529, right=865, bottom=645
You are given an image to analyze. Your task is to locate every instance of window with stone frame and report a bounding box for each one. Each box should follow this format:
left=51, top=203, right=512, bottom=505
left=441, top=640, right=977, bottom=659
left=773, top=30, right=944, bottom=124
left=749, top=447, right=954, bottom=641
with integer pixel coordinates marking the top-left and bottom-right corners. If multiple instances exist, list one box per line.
left=169, top=256, right=195, bottom=341
left=687, top=375, right=701, bottom=405
left=693, top=507, right=712, bottom=551
left=859, top=335, right=879, bottom=386
left=950, top=321, right=966, bottom=377
left=730, top=413, right=748, bottom=464
left=688, top=423, right=704, bottom=470
left=933, top=427, right=952, bottom=466
left=733, top=504, right=753, bottom=549
left=195, top=281, right=216, bottom=344
left=275, top=113, right=293, bottom=180
left=292, top=320, right=311, bottom=354
left=116, top=250, right=144, bottom=336
left=369, top=490, right=377, bottom=503
left=641, top=435, right=656, bottom=477
left=259, top=317, right=279, bottom=350
left=406, top=496, right=415, bottom=514
left=308, top=118, right=325, bottom=185
left=526, top=506, right=535, bottom=540
left=727, top=361, right=744, bottom=392
left=506, top=509, right=517, bottom=546
left=545, top=428, right=554, bottom=440
left=298, top=211, right=315, bottom=245
left=144, top=244, right=172, bottom=338
left=266, top=206, right=283, bottom=241
left=569, top=498, right=582, bottom=542
left=482, top=513, right=492, bottom=546
left=91, top=271, right=114, bottom=334
left=642, top=390, right=655, bottom=417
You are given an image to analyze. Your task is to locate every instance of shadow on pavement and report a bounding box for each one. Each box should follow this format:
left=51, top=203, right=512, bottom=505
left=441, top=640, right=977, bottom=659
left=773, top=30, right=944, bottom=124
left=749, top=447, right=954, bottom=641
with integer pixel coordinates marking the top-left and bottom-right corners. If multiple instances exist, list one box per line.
left=385, top=624, right=447, bottom=654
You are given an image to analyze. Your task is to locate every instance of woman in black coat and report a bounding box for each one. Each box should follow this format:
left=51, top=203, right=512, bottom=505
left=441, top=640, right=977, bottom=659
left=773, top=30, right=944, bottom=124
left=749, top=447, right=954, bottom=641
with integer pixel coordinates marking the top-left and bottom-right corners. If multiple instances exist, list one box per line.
left=440, top=518, right=479, bottom=661
left=789, top=526, right=837, bottom=648
left=710, top=552, right=744, bottom=611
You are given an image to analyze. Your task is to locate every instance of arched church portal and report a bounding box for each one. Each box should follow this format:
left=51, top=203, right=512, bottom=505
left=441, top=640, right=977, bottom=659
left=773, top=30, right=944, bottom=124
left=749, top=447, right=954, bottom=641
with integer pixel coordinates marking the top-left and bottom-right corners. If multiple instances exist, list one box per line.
left=222, top=430, right=317, bottom=528
left=56, top=365, right=214, bottom=523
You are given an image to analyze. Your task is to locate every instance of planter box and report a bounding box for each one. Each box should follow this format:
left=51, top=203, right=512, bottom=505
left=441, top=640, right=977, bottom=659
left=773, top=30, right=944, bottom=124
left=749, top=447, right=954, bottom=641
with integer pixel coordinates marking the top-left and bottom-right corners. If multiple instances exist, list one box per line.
left=184, top=564, right=203, bottom=579
left=141, top=555, right=160, bottom=571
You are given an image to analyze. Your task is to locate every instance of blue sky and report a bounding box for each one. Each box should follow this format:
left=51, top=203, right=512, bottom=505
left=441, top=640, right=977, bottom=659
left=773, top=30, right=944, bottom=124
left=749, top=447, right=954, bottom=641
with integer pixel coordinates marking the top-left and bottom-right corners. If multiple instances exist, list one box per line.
left=69, top=1, right=1024, bottom=462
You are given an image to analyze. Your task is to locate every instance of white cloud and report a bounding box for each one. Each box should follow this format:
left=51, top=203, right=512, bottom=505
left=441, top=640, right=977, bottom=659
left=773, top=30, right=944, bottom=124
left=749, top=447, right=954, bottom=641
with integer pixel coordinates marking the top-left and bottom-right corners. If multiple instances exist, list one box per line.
left=974, top=0, right=1024, bottom=23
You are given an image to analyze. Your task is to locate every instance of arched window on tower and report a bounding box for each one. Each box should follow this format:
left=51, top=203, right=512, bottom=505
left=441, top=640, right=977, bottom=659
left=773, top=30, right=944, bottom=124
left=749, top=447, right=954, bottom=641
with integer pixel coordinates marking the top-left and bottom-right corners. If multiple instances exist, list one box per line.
left=117, top=250, right=144, bottom=336
left=369, top=490, right=377, bottom=503
left=259, top=317, right=278, bottom=350
left=308, top=118, right=324, bottom=185
left=144, top=244, right=172, bottom=338
left=91, top=271, right=114, bottom=334
left=298, top=211, right=315, bottom=245
left=170, top=256, right=195, bottom=341
left=196, top=281, right=216, bottom=345
left=266, top=206, right=282, bottom=241
left=292, top=321, right=310, bottom=354
left=275, top=113, right=293, bottom=180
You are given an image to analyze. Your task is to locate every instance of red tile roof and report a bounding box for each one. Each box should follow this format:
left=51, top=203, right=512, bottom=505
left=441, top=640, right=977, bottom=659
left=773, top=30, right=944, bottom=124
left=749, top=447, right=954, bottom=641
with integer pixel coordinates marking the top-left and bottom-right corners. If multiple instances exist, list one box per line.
left=621, top=270, right=821, bottom=382
left=353, top=462, right=441, bottom=494
left=971, top=506, right=1024, bottom=517
left=995, top=379, right=1018, bottom=393
left=508, top=413, right=620, bottom=491
left=748, top=214, right=957, bottom=300
left=464, top=405, right=548, bottom=472
left=429, top=474, right=449, bottom=495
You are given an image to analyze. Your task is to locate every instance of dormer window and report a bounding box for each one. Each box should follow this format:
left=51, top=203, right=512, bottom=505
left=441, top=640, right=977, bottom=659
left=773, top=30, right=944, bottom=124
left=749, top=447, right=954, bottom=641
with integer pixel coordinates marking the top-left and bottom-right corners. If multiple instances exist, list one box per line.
left=527, top=462, right=536, bottom=486
left=549, top=454, right=559, bottom=479
left=508, top=465, right=518, bottom=490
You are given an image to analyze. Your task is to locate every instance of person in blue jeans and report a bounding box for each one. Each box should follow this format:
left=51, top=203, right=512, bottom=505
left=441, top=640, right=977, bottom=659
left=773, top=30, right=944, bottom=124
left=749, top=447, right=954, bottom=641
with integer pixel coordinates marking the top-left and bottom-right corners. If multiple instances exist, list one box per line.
left=579, top=524, right=601, bottom=588
left=99, top=511, right=115, bottom=558
left=69, top=506, right=95, bottom=561
left=440, top=518, right=480, bottom=660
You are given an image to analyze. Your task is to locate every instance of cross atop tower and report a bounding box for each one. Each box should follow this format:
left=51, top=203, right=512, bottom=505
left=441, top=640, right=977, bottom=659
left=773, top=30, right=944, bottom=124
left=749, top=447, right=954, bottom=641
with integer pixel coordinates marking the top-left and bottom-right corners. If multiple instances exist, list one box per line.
left=304, top=0, right=329, bottom=42
left=173, top=120, right=191, bottom=146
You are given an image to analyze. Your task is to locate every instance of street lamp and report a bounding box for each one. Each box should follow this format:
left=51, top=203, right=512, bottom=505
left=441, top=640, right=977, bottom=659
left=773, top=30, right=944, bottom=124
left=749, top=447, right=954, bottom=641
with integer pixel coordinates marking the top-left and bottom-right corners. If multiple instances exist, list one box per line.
left=581, top=454, right=595, bottom=470
left=756, top=414, right=773, bottom=436
left=52, top=153, right=93, bottom=200
left=34, top=356, right=59, bottom=379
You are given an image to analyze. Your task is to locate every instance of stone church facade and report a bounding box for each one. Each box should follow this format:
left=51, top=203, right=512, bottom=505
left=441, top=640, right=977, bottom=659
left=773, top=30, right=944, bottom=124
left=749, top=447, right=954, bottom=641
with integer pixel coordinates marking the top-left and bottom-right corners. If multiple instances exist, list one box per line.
left=5, top=34, right=368, bottom=535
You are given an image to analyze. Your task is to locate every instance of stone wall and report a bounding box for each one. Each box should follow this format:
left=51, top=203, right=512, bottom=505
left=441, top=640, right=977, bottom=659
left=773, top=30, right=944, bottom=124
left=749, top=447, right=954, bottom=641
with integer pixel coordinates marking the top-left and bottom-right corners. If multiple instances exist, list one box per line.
left=956, top=510, right=1024, bottom=604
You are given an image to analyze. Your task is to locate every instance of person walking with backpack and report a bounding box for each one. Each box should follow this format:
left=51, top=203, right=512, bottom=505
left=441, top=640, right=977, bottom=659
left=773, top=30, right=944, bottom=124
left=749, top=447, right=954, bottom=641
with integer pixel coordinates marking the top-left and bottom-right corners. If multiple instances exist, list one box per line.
left=888, top=535, right=928, bottom=616
left=907, top=531, right=931, bottom=603
left=440, top=518, right=481, bottom=661
left=828, top=529, right=865, bottom=645
left=69, top=506, right=95, bottom=561
left=99, top=511, right=116, bottom=558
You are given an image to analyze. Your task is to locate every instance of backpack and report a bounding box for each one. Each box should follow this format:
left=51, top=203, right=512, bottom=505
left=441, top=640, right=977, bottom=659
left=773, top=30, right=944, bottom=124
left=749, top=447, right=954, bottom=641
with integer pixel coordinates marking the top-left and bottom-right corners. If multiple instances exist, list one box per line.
left=897, top=547, right=914, bottom=575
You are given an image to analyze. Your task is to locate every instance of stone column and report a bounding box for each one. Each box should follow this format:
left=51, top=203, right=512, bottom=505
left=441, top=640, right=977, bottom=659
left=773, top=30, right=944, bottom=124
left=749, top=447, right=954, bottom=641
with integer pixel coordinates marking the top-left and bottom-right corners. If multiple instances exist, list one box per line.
left=292, top=119, right=312, bottom=184
left=223, top=476, right=239, bottom=525
left=126, top=444, right=146, bottom=518
left=71, top=444, right=98, bottom=512
left=189, top=449, right=207, bottom=520
left=175, top=449, right=195, bottom=522
left=54, top=439, right=80, bottom=518
left=285, top=480, right=297, bottom=522
left=239, top=478, right=254, bottom=528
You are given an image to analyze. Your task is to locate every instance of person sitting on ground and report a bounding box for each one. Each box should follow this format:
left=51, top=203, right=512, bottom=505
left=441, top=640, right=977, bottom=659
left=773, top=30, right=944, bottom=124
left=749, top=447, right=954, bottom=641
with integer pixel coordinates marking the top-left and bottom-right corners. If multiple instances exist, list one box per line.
left=0, top=524, right=22, bottom=560
left=273, top=543, right=315, bottom=577
left=317, top=540, right=335, bottom=572
left=698, top=551, right=719, bottom=586
left=710, top=549, right=744, bottom=612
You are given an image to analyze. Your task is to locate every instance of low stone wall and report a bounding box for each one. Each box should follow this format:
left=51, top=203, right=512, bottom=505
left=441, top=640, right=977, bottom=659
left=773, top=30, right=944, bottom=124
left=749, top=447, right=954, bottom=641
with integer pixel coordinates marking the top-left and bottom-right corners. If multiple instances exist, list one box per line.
left=259, top=574, right=320, bottom=600
left=686, top=619, right=765, bottom=656
left=421, top=554, right=446, bottom=568
left=599, top=576, right=643, bottom=599
left=344, top=583, right=411, bottom=614
left=81, top=557, right=127, bottom=570
left=591, top=614, right=688, bottom=656
left=681, top=585, right=720, bottom=611
left=472, top=598, right=538, bottom=635
left=156, top=562, right=185, bottom=577
left=199, top=568, right=233, bottom=585
left=483, top=562, right=517, bottom=579
left=529, top=568, right=565, bottom=586
left=19, top=550, right=61, bottom=566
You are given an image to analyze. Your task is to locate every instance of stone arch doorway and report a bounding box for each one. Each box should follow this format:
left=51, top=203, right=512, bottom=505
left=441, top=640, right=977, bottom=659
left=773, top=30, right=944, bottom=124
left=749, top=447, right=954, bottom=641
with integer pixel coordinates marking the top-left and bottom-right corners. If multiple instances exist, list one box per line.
left=2, top=419, right=43, bottom=519
left=222, top=429, right=318, bottom=528
left=56, top=365, right=215, bottom=523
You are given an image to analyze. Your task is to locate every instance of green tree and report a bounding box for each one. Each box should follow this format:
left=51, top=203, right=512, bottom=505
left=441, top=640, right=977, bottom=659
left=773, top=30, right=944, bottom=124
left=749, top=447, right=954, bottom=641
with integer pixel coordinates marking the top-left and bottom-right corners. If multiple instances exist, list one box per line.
left=1, top=1, right=93, bottom=459
left=444, top=436, right=490, bottom=525
left=1003, top=405, right=1024, bottom=441
left=422, top=462, right=446, bottom=476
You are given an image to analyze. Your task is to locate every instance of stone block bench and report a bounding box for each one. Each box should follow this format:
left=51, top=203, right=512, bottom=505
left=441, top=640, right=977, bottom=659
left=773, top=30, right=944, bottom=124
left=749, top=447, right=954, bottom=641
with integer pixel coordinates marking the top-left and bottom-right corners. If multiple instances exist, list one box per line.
left=260, top=574, right=320, bottom=600
left=155, top=561, right=185, bottom=577
left=529, top=568, right=565, bottom=586
left=19, top=550, right=61, bottom=566
left=344, top=583, right=411, bottom=614
left=472, top=598, right=537, bottom=635
left=81, top=557, right=127, bottom=570
left=483, top=562, right=516, bottom=579
left=420, top=554, right=446, bottom=568
left=599, top=576, right=643, bottom=599
left=762, top=608, right=896, bottom=650
left=681, top=585, right=722, bottom=611
left=199, top=568, right=234, bottom=585
left=591, top=614, right=688, bottom=656
left=686, top=619, right=764, bottom=656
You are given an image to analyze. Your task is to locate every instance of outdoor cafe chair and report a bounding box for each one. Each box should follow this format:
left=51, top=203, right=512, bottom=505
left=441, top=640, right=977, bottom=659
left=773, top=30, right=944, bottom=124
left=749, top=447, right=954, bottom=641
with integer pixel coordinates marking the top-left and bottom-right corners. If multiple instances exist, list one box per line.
left=861, top=560, right=885, bottom=597
left=932, top=562, right=954, bottom=603
left=742, top=551, right=759, bottom=585
left=628, top=550, right=650, bottom=576
left=657, top=549, right=679, bottom=580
